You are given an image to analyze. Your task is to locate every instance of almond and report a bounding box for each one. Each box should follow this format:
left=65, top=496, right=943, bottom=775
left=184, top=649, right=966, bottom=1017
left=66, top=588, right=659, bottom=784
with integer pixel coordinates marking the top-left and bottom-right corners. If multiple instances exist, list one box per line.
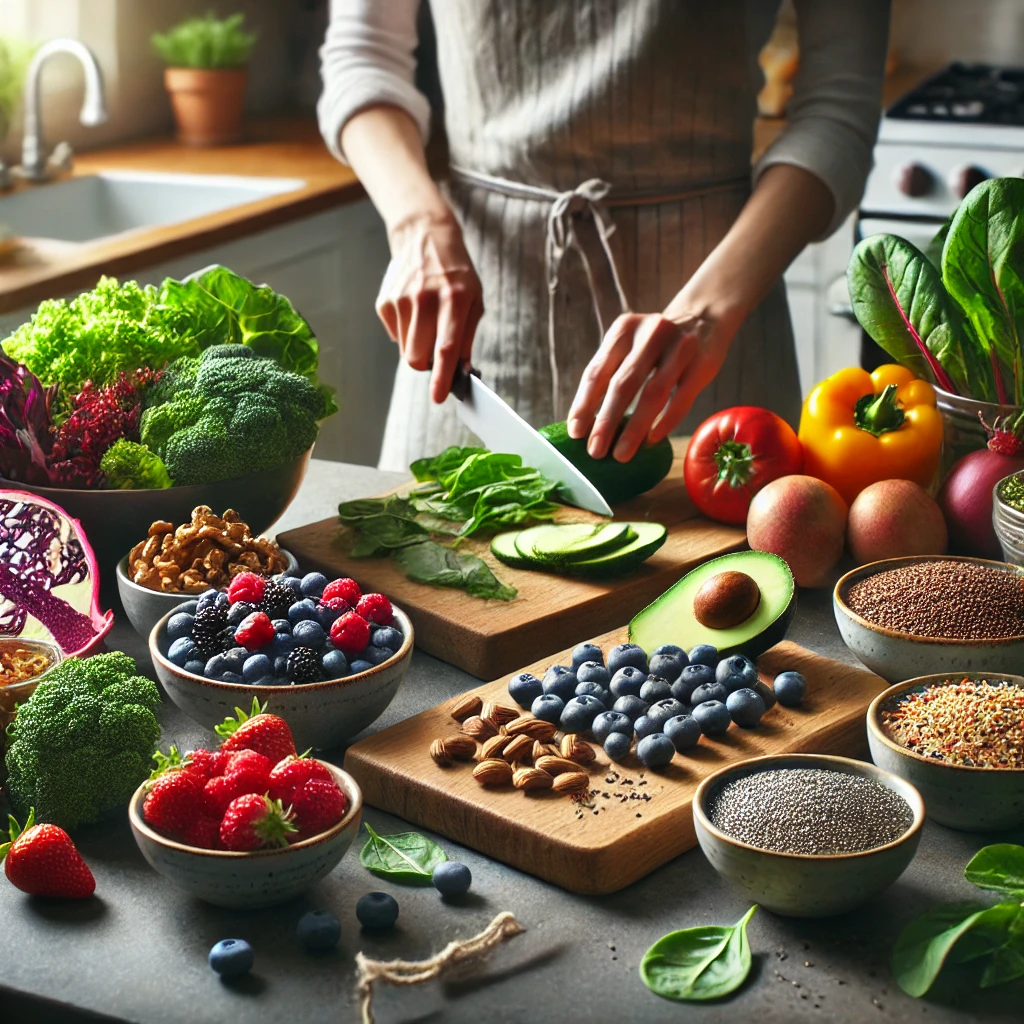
left=481, top=701, right=520, bottom=727
left=440, top=734, right=478, bottom=760
left=532, top=741, right=559, bottom=761
left=560, top=733, right=597, bottom=764
left=480, top=734, right=510, bottom=760
left=501, top=734, right=534, bottom=763
left=450, top=693, right=483, bottom=722
left=513, top=766, right=553, bottom=791
left=461, top=715, right=498, bottom=740
left=552, top=770, right=590, bottom=794
left=429, top=738, right=451, bottom=766
left=473, top=759, right=513, bottom=787
left=505, top=717, right=557, bottom=741
left=535, top=755, right=584, bottom=776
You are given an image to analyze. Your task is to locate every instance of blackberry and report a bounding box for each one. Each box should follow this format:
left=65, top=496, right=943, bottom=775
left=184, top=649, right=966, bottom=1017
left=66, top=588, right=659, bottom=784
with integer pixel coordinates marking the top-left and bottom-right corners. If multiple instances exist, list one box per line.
left=191, top=604, right=229, bottom=657
left=258, top=578, right=294, bottom=620
left=287, top=645, right=323, bottom=684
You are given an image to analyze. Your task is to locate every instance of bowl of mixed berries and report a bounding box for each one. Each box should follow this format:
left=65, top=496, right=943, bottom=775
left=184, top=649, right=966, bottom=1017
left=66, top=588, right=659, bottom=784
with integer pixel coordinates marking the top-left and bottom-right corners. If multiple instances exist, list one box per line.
left=149, top=570, right=413, bottom=749
left=129, top=703, right=362, bottom=908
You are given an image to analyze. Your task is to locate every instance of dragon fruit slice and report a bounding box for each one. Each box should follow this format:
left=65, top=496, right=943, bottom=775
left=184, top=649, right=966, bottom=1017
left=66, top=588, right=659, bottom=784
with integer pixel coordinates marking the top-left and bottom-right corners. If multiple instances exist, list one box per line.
left=0, top=491, right=113, bottom=657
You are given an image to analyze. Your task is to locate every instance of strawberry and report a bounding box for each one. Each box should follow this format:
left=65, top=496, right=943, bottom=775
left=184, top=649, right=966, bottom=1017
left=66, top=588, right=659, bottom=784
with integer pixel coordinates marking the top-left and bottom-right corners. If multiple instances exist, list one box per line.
left=289, top=778, right=347, bottom=841
left=268, top=755, right=334, bottom=804
left=220, top=794, right=297, bottom=852
left=203, top=750, right=273, bottom=817
left=182, top=816, right=223, bottom=850
left=149, top=746, right=231, bottom=782
left=215, top=697, right=296, bottom=763
left=1, top=809, right=95, bottom=898
left=143, top=770, right=205, bottom=839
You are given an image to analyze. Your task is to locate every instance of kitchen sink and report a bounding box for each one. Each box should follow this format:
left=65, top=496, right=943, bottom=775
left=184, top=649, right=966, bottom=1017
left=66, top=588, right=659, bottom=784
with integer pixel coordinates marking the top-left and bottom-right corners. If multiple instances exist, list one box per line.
left=0, top=170, right=305, bottom=244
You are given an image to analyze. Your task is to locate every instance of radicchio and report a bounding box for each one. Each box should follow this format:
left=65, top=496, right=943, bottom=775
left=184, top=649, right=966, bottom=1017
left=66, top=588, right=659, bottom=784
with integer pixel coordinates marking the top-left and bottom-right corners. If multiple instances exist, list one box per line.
left=0, top=354, right=59, bottom=486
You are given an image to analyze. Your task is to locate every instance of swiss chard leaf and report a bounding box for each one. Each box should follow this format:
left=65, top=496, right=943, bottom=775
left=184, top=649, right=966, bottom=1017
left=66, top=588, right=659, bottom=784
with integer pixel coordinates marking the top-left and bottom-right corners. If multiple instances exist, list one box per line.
left=358, top=823, right=447, bottom=883
left=924, top=213, right=954, bottom=269
left=394, top=541, right=517, bottom=601
left=640, top=905, right=756, bottom=1002
left=964, top=844, right=1024, bottom=898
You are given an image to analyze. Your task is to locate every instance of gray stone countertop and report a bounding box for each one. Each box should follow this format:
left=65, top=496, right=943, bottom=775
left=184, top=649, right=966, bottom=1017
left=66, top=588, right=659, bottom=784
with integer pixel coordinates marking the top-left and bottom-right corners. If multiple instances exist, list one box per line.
left=1, top=459, right=1022, bottom=1023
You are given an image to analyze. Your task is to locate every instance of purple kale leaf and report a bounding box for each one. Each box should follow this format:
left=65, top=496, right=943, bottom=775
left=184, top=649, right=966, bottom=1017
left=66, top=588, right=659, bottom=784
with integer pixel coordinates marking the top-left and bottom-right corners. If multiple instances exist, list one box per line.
left=0, top=352, right=59, bottom=485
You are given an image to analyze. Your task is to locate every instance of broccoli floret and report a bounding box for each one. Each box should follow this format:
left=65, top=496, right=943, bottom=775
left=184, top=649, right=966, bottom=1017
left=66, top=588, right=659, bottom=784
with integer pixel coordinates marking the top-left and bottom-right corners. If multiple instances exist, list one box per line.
left=99, top=439, right=172, bottom=490
left=4, top=653, right=161, bottom=831
left=139, top=346, right=328, bottom=485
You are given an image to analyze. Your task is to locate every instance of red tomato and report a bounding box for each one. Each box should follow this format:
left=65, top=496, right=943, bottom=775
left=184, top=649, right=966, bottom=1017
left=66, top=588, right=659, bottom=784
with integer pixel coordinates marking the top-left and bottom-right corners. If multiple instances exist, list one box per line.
left=683, top=407, right=804, bottom=525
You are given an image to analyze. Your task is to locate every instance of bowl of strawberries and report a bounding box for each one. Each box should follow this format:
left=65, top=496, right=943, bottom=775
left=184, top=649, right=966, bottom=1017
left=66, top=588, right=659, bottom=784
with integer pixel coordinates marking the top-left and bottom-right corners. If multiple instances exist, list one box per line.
left=127, top=703, right=362, bottom=908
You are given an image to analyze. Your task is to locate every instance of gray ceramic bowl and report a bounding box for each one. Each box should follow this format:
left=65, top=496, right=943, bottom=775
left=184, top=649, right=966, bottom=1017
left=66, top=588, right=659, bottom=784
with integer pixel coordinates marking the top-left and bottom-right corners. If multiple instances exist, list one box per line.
left=116, top=548, right=299, bottom=640
left=128, top=760, right=362, bottom=908
left=833, top=556, right=1024, bottom=683
left=693, top=753, right=924, bottom=917
left=149, top=605, right=413, bottom=751
left=867, top=673, right=1024, bottom=832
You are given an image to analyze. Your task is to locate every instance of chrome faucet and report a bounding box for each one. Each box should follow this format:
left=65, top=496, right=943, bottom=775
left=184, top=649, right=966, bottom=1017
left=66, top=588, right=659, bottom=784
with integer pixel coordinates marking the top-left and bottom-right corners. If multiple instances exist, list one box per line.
left=18, top=39, right=108, bottom=182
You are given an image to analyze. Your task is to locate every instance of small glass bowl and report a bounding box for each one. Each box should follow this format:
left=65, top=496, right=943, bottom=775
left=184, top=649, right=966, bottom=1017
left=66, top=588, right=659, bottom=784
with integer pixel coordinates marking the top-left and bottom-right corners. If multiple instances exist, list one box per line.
left=0, top=638, right=63, bottom=739
left=993, top=471, right=1024, bottom=566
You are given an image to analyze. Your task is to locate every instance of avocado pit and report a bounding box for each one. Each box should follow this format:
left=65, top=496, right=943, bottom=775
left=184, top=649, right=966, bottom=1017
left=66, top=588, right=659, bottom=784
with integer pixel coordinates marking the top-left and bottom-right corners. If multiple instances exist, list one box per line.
left=693, top=570, right=761, bottom=630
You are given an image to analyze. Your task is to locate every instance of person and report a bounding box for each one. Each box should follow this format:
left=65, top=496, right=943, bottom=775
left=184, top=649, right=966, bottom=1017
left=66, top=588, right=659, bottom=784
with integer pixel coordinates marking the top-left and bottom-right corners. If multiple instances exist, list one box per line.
left=319, top=1, right=890, bottom=471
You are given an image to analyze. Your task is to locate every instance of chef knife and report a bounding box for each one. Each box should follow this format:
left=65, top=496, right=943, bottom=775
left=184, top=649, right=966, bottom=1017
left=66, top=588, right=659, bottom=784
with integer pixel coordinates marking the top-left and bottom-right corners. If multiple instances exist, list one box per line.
left=451, top=366, right=614, bottom=517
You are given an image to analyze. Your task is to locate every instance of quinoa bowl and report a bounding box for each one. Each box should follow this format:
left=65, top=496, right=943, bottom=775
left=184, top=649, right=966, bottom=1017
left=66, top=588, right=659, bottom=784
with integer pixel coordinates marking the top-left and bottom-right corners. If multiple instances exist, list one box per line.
left=833, top=556, right=1024, bottom=683
left=867, top=673, right=1024, bottom=832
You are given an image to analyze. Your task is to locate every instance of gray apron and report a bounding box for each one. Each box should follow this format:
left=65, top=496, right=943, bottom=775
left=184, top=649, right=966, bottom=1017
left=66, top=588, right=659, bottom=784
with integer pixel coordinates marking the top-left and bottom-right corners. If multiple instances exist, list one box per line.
left=378, top=0, right=801, bottom=471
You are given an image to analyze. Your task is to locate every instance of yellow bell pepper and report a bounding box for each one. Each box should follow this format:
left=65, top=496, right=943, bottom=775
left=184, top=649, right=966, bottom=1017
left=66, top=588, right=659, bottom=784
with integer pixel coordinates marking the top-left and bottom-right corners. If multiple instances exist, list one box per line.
left=798, top=365, right=943, bottom=505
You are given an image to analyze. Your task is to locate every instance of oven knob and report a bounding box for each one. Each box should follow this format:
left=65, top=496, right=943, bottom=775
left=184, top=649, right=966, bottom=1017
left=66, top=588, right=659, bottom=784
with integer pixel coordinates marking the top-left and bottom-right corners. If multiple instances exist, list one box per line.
left=950, top=164, right=989, bottom=198
left=894, top=162, right=933, bottom=197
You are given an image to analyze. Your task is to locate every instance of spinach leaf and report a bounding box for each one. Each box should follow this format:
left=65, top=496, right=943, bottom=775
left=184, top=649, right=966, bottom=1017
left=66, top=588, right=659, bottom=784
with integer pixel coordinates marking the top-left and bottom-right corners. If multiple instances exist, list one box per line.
left=358, top=823, right=447, bottom=883
left=982, top=908, right=1024, bottom=988
left=411, top=446, right=488, bottom=482
left=395, top=541, right=517, bottom=601
left=640, top=905, right=756, bottom=1001
left=965, top=844, right=1024, bottom=898
left=891, top=903, right=991, bottom=997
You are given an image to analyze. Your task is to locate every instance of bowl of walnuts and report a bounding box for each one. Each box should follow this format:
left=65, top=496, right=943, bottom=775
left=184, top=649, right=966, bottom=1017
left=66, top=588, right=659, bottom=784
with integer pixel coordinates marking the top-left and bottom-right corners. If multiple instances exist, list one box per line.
left=116, top=505, right=297, bottom=639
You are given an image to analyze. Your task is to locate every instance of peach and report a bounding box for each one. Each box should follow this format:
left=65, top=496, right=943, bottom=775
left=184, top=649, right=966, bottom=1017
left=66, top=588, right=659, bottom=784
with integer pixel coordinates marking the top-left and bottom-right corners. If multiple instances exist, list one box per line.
left=847, top=479, right=948, bottom=566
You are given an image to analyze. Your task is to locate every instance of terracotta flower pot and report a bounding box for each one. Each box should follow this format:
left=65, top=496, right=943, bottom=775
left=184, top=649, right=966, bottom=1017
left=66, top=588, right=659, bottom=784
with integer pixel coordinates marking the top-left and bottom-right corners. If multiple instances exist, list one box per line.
left=164, top=67, right=247, bottom=146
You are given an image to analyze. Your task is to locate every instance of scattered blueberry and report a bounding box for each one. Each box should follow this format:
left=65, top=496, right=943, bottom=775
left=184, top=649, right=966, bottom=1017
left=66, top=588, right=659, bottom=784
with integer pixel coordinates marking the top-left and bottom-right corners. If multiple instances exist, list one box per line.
left=349, top=659, right=374, bottom=675
left=272, top=618, right=292, bottom=634
left=168, top=636, right=198, bottom=667
left=610, top=666, right=647, bottom=698
left=664, top=714, right=702, bottom=751
left=508, top=672, right=543, bottom=709
left=542, top=665, right=578, bottom=702
left=576, top=661, right=612, bottom=686
left=687, top=644, right=719, bottom=668
left=575, top=681, right=611, bottom=707
left=166, top=612, right=195, bottom=643
left=592, top=711, right=633, bottom=744
left=205, top=654, right=228, bottom=678
left=360, top=644, right=392, bottom=666
left=184, top=659, right=206, bottom=676
left=603, top=731, right=632, bottom=762
left=639, top=677, right=673, bottom=704
left=753, top=679, right=777, bottom=710
left=671, top=663, right=714, bottom=703
left=692, top=699, right=731, bottom=736
left=178, top=600, right=199, bottom=615
left=560, top=694, right=604, bottom=732
left=300, top=572, right=330, bottom=599
left=716, top=654, right=758, bottom=693
left=612, top=694, right=649, bottom=722
left=531, top=693, right=565, bottom=723
left=690, top=681, right=729, bottom=707
left=773, top=671, right=807, bottom=707
left=647, top=698, right=688, bottom=724
left=652, top=644, right=688, bottom=663
left=226, top=601, right=256, bottom=627
left=634, top=715, right=662, bottom=740
left=220, top=671, right=244, bottom=685
left=242, top=654, right=272, bottom=682
left=321, top=648, right=349, bottom=679
left=637, top=732, right=675, bottom=768
left=208, top=938, right=254, bottom=977
left=607, top=643, right=649, bottom=675
left=648, top=653, right=685, bottom=683
left=288, top=598, right=320, bottom=624
left=571, top=642, right=604, bottom=670
left=372, top=626, right=404, bottom=652
left=297, top=910, right=341, bottom=952
left=727, top=688, right=766, bottom=728
left=432, top=861, right=472, bottom=896
left=293, top=619, right=327, bottom=651
left=356, top=891, right=399, bottom=930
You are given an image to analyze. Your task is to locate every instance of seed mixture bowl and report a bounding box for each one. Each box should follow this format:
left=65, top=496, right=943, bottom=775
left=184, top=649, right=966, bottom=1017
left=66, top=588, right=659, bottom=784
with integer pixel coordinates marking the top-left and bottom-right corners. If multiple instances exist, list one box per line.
left=0, top=639, right=63, bottom=757
left=867, top=673, right=1024, bottom=832
left=834, top=556, right=1024, bottom=683
left=993, top=471, right=1024, bottom=566
left=149, top=604, right=413, bottom=751
left=693, top=753, right=924, bottom=917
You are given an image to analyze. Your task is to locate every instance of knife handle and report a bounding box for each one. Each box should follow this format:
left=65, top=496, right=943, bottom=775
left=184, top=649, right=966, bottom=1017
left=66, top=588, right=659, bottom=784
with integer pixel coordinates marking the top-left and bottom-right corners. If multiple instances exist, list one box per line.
left=450, top=363, right=481, bottom=402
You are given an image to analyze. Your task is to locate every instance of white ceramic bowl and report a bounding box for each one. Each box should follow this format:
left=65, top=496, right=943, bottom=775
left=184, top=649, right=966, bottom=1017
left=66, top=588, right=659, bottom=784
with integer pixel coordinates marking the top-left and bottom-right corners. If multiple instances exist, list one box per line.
left=128, top=761, right=362, bottom=908
left=149, top=605, right=413, bottom=750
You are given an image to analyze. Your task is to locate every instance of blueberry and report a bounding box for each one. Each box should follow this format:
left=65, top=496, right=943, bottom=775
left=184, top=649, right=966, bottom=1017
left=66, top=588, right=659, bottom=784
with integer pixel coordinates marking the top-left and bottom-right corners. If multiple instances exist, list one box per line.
left=672, top=664, right=715, bottom=703
left=293, top=619, right=327, bottom=651
left=652, top=644, right=688, bottom=663
left=576, top=661, right=612, bottom=686
left=277, top=574, right=304, bottom=595
left=223, top=647, right=248, bottom=673
left=166, top=612, right=195, bottom=643
left=272, top=618, right=292, bottom=634
left=508, top=672, right=543, bottom=709
left=220, top=671, right=244, bottom=685
left=300, top=572, right=330, bottom=599
left=226, top=601, right=256, bottom=627
left=349, top=659, right=374, bottom=674
left=559, top=695, right=603, bottom=732
left=571, top=642, right=604, bottom=670
left=267, top=633, right=296, bottom=660
left=637, top=732, right=675, bottom=768
left=648, top=653, right=685, bottom=683
left=316, top=605, right=342, bottom=631
left=321, top=649, right=349, bottom=679
left=531, top=693, right=565, bottom=723
left=288, top=598, right=320, bottom=624
left=716, top=654, right=758, bottom=693
left=612, top=694, right=648, bottom=722
left=603, top=731, right=632, bottom=762
left=205, top=654, right=228, bottom=678
left=168, top=636, right=197, bottom=667
left=753, top=679, right=777, bottom=710
left=242, top=654, right=272, bottom=682
left=592, top=711, right=633, bottom=744
left=639, top=677, right=673, bottom=704
left=361, top=644, right=392, bottom=666
left=647, top=698, right=688, bottom=724
left=542, top=665, right=578, bottom=702
left=690, top=681, right=728, bottom=707
left=688, top=644, right=719, bottom=668
left=372, top=626, right=404, bottom=652
left=727, top=687, right=766, bottom=728
left=575, top=681, right=611, bottom=707
left=432, top=861, right=472, bottom=896
left=356, top=891, right=399, bottom=930
left=692, top=700, right=731, bottom=736
left=634, top=715, right=662, bottom=739
left=184, top=659, right=206, bottom=676
left=607, top=643, right=649, bottom=675
left=663, top=714, right=702, bottom=751
left=208, top=938, right=254, bottom=977
left=273, top=656, right=290, bottom=676
left=610, top=666, right=647, bottom=698
left=178, top=600, right=199, bottom=615
left=297, top=910, right=341, bottom=952
left=773, top=671, right=807, bottom=707
left=252, top=674, right=278, bottom=686
left=196, top=588, right=220, bottom=611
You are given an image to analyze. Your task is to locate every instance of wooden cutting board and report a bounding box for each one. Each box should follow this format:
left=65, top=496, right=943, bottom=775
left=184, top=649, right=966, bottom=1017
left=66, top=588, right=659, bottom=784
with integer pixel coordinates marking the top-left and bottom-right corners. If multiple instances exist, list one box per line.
left=343, top=632, right=890, bottom=895
left=279, top=439, right=745, bottom=679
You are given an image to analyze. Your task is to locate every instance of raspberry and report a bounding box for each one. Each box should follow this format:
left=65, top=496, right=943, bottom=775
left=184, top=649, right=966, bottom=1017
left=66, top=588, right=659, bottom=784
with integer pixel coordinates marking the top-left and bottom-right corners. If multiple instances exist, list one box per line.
left=329, top=611, right=371, bottom=655
left=319, top=595, right=350, bottom=613
left=228, top=572, right=266, bottom=606
left=234, top=611, right=275, bottom=650
left=356, top=593, right=393, bottom=625
left=323, top=578, right=361, bottom=605
left=287, top=646, right=323, bottom=684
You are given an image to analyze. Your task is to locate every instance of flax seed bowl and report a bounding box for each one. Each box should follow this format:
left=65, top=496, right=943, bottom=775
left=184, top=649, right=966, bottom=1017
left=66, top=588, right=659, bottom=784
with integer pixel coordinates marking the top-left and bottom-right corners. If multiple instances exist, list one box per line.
left=833, top=556, right=1024, bottom=683
left=867, top=674, right=1024, bottom=832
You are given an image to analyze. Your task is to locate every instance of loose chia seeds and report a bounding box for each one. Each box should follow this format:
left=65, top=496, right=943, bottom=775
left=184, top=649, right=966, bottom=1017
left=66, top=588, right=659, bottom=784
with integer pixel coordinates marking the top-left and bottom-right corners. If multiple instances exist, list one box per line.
left=845, top=560, right=1024, bottom=640
left=881, top=679, right=1024, bottom=768
left=707, top=767, right=913, bottom=855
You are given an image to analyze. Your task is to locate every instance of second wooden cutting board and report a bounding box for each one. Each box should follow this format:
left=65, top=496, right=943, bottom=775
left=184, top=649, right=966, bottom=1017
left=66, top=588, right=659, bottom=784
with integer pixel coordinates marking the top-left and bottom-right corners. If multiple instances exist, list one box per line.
left=279, top=439, right=745, bottom=678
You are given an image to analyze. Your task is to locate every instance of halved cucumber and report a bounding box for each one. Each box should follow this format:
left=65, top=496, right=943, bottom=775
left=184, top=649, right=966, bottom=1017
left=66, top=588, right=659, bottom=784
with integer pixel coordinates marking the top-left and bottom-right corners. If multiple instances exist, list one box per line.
left=518, top=522, right=636, bottom=565
left=490, top=530, right=536, bottom=569
left=567, top=522, right=668, bottom=577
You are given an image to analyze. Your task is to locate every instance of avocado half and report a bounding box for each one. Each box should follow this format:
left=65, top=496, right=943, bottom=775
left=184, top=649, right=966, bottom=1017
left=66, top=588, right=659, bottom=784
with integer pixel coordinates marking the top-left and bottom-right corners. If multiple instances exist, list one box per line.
left=629, top=550, right=796, bottom=659
left=539, top=420, right=674, bottom=505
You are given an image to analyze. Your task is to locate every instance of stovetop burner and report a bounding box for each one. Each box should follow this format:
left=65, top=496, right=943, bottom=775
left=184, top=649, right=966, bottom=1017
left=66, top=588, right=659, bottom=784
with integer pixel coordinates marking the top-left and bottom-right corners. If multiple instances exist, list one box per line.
left=888, top=62, right=1024, bottom=126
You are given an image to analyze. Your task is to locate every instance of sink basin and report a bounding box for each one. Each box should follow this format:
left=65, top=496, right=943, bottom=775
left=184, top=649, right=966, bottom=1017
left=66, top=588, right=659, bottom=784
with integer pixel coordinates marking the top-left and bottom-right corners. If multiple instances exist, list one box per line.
left=0, top=170, right=305, bottom=244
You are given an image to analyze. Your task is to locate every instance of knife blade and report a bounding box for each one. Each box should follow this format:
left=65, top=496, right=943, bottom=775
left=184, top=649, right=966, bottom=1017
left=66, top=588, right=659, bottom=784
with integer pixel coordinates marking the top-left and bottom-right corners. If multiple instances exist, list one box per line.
left=451, top=367, right=614, bottom=517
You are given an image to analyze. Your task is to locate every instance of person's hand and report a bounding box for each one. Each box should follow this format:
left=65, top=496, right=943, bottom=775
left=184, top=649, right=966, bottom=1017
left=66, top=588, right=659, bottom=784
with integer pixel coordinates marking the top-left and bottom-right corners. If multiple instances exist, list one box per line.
left=376, top=211, right=484, bottom=403
left=566, top=297, right=745, bottom=462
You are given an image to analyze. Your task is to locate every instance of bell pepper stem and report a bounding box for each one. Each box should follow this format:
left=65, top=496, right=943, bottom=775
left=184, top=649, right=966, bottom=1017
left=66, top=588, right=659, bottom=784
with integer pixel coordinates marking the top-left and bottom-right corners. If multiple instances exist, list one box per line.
left=854, top=384, right=906, bottom=437
left=713, top=440, right=755, bottom=488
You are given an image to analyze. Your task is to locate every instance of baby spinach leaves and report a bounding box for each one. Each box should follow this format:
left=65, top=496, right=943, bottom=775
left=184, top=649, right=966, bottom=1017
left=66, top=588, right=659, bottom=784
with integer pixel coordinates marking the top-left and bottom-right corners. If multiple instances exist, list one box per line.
left=640, top=905, right=757, bottom=1001
left=394, top=541, right=516, bottom=601
left=358, top=824, right=447, bottom=884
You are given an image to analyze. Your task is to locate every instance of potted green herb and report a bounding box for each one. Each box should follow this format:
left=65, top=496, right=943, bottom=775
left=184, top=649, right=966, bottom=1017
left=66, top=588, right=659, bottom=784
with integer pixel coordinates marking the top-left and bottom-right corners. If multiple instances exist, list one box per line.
left=0, top=35, right=35, bottom=150
left=151, top=12, right=256, bottom=146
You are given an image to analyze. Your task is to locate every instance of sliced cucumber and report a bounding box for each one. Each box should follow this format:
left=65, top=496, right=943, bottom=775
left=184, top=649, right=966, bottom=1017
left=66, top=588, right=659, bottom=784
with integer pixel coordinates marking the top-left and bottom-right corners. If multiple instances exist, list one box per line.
left=524, top=522, right=636, bottom=565
left=567, top=522, right=668, bottom=578
left=490, top=530, right=536, bottom=569
left=496, top=521, right=666, bottom=577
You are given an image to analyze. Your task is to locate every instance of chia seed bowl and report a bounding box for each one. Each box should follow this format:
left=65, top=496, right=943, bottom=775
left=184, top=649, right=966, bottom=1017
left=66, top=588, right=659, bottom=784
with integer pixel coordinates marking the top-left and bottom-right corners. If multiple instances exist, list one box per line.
left=867, top=673, right=1024, bottom=832
left=833, top=555, right=1024, bottom=683
left=693, top=754, right=924, bottom=918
